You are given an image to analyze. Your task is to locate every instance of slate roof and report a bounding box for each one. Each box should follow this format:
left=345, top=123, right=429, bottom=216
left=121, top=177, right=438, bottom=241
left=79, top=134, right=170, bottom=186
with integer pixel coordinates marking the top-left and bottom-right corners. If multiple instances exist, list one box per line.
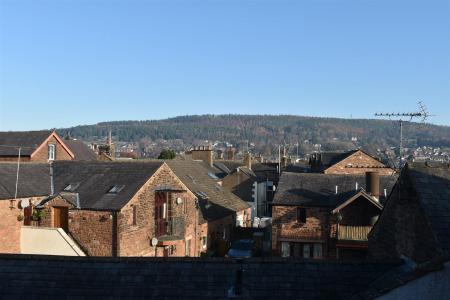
left=0, top=163, right=51, bottom=199
left=405, top=162, right=450, bottom=253
left=166, top=156, right=250, bottom=223
left=52, top=161, right=164, bottom=210
left=0, top=254, right=401, bottom=300
left=63, top=139, right=98, bottom=161
left=319, top=150, right=358, bottom=168
left=0, top=130, right=52, bottom=156
left=273, top=172, right=398, bottom=208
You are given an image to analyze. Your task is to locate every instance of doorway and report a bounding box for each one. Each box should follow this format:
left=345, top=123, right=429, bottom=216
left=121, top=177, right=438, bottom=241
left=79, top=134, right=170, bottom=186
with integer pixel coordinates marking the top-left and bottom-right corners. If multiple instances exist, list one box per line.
left=53, top=207, right=69, bottom=232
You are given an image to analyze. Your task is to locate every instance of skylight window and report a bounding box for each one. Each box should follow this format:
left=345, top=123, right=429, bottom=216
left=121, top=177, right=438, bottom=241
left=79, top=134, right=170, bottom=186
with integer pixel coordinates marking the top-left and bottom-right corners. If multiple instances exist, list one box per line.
left=195, top=191, right=209, bottom=199
left=208, top=172, right=219, bottom=180
left=64, top=183, right=80, bottom=192
left=108, top=185, right=125, bottom=194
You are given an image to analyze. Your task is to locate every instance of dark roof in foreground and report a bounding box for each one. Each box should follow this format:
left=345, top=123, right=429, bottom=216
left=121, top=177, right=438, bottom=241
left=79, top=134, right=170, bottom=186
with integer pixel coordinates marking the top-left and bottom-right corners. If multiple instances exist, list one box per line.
left=52, top=161, right=163, bottom=210
left=273, top=172, right=398, bottom=207
left=63, top=139, right=98, bottom=161
left=318, top=150, right=358, bottom=167
left=167, top=156, right=250, bottom=223
left=405, top=162, right=450, bottom=253
left=0, top=130, right=52, bottom=156
left=0, top=163, right=50, bottom=199
left=0, top=255, right=401, bottom=300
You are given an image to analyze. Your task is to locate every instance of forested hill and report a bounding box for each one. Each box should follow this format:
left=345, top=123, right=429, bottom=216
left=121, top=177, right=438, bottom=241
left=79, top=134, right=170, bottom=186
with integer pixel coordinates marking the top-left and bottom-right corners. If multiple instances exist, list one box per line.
left=59, top=115, right=450, bottom=153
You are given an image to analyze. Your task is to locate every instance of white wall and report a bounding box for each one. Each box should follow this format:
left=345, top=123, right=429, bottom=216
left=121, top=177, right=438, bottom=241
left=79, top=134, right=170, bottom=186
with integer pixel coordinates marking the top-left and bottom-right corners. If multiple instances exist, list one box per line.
left=21, top=226, right=85, bottom=256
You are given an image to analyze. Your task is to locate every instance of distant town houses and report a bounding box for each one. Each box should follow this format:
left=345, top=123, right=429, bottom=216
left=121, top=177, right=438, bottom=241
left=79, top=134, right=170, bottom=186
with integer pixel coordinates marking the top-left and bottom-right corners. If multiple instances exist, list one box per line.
left=1, top=130, right=450, bottom=299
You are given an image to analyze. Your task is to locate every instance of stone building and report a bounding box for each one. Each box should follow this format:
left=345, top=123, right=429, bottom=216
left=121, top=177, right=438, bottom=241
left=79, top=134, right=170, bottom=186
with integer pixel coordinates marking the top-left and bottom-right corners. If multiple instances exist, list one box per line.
left=309, top=149, right=394, bottom=175
left=0, top=130, right=98, bottom=162
left=166, top=156, right=251, bottom=256
left=272, top=171, right=397, bottom=259
left=368, top=162, right=450, bottom=263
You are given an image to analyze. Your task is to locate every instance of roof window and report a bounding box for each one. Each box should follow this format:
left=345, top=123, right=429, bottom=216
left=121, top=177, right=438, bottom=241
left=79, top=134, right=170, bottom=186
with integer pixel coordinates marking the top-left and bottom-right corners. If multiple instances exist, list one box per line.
left=108, top=185, right=125, bottom=194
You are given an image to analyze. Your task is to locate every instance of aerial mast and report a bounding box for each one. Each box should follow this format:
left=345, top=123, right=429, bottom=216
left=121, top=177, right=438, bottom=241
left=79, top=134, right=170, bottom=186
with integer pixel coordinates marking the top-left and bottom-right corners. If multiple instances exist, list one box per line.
left=374, top=102, right=432, bottom=169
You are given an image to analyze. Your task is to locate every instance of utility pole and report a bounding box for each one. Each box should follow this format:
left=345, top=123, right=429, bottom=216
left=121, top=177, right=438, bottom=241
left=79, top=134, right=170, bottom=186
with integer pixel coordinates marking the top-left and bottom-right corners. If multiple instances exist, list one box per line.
left=375, top=101, right=433, bottom=169
left=278, top=145, right=281, bottom=175
left=14, top=147, right=21, bottom=200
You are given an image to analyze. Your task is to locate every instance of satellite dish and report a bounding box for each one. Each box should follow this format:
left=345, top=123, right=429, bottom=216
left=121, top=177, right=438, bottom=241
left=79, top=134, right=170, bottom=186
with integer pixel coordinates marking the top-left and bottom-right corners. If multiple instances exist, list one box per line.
left=20, top=199, right=30, bottom=208
left=151, top=237, right=158, bottom=247
left=176, top=197, right=183, bottom=205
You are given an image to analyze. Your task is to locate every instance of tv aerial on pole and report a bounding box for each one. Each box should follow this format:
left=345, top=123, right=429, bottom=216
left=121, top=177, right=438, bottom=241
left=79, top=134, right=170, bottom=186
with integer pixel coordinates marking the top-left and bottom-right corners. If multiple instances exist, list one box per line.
left=374, top=101, right=433, bottom=169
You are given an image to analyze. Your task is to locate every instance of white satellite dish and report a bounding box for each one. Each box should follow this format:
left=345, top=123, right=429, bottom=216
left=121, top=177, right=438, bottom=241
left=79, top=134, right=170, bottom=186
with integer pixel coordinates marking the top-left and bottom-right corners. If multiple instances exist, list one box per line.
left=151, top=237, right=158, bottom=247
left=176, top=197, right=183, bottom=205
left=20, top=199, right=30, bottom=208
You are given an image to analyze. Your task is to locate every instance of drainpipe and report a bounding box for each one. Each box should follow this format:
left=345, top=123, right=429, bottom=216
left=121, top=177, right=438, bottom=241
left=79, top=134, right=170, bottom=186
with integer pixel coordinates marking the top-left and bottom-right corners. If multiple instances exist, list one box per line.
left=112, top=211, right=118, bottom=257
left=49, top=162, right=55, bottom=196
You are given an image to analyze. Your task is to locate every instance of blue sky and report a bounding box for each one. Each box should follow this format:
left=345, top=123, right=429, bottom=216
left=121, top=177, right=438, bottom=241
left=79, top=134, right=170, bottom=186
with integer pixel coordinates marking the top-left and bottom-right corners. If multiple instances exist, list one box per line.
left=0, top=0, right=449, bottom=131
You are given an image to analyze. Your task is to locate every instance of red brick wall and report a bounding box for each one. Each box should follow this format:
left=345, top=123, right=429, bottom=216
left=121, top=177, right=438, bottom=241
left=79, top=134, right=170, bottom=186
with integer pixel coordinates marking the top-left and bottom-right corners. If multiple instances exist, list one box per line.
left=69, top=210, right=114, bottom=256
left=272, top=205, right=329, bottom=255
left=39, top=197, right=73, bottom=227
left=324, top=151, right=394, bottom=175
left=31, top=136, right=72, bottom=162
left=0, top=200, right=21, bottom=253
left=118, top=164, right=198, bottom=257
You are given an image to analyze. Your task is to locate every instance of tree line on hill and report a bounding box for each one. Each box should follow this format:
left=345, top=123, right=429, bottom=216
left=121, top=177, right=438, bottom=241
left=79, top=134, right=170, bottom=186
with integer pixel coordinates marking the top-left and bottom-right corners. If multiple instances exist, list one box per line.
left=58, top=115, right=450, bottom=156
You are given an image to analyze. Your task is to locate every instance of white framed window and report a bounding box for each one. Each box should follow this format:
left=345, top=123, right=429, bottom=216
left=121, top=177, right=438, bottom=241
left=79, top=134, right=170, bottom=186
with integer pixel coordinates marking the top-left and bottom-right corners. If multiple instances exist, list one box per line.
left=48, top=144, right=55, bottom=161
left=281, top=242, right=290, bottom=257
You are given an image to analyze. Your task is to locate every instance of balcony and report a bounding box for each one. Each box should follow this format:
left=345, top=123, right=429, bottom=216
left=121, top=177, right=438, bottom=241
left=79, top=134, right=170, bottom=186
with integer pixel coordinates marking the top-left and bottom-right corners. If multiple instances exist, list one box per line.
left=337, top=225, right=372, bottom=242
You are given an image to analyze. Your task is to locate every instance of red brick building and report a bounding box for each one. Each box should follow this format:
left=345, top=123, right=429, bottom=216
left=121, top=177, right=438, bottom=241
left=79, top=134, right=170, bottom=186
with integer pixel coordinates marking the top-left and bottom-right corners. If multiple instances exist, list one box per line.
left=368, top=162, right=450, bottom=263
left=309, top=149, right=394, bottom=175
left=0, top=130, right=97, bottom=162
left=272, top=171, right=397, bottom=259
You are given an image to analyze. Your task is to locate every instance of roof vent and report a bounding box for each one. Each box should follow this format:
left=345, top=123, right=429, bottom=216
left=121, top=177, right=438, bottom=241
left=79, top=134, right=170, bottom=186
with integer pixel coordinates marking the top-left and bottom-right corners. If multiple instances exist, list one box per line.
left=195, top=191, right=209, bottom=200
left=355, top=182, right=358, bottom=190
left=64, top=183, right=80, bottom=192
left=335, top=185, right=338, bottom=194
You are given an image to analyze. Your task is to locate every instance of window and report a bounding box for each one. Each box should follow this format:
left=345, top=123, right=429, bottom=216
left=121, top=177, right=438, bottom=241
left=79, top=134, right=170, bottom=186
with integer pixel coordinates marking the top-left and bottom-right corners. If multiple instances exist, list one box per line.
left=202, top=236, right=208, bottom=249
left=185, top=239, right=191, bottom=256
left=132, top=206, right=137, bottom=226
left=108, top=185, right=125, bottom=194
left=313, top=244, right=323, bottom=259
left=303, top=243, right=311, bottom=258
left=296, top=207, right=306, bottom=223
left=48, top=144, right=55, bottom=161
left=281, top=242, right=290, bottom=257
left=64, top=183, right=80, bottom=192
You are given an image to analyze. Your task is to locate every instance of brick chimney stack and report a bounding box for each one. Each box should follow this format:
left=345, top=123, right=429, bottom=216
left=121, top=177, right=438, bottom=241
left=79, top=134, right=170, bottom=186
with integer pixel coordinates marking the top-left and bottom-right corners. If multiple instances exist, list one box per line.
left=366, top=171, right=380, bottom=200
left=191, top=145, right=213, bottom=166
left=226, top=147, right=235, bottom=161
left=243, top=152, right=252, bottom=170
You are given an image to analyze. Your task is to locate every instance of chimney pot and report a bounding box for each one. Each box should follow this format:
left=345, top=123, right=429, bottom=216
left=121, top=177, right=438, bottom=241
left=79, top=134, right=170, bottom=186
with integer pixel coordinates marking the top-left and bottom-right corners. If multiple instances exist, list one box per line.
left=366, top=172, right=380, bottom=200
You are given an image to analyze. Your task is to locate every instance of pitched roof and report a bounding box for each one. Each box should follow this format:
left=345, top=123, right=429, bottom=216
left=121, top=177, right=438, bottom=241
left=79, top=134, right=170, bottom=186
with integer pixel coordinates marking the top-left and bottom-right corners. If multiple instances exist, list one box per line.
left=52, top=161, right=164, bottom=210
left=406, top=162, right=450, bottom=253
left=320, top=150, right=359, bottom=167
left=0, top=163, right=51, bottom=199
left=273, top=172, right=398, bottom=207
left=0, top=130, right=52, bottom=156
left=63, top=139, right=98, bottom=161
left=166, top=156, right=250, bottom=223
left=0, top=254, right=401, bottom=300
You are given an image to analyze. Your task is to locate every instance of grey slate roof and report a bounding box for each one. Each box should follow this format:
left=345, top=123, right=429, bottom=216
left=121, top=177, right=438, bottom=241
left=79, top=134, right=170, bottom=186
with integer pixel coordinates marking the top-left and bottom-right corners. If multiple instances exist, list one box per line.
left=0, top=130, right=52, bottom=156
left=273, top=172, right=398, bottom=207
left=406, top=162, right=450, bottom=253
left=63, top=139, right=98, bottom=161
left=0, top=254, right=401, bottom=300
left=319, top=150, right=358, bottom=168
left=0, top=163, right=51, bottom=199
left=52, top=161, right=164, bottom=210
left=167, top=156, right=250, bottom=223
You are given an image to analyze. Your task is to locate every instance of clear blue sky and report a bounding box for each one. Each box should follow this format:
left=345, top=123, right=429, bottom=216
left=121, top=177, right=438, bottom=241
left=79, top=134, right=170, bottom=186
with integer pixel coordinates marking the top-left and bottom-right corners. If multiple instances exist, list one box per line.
left=1, top=0, right=449, bottom=131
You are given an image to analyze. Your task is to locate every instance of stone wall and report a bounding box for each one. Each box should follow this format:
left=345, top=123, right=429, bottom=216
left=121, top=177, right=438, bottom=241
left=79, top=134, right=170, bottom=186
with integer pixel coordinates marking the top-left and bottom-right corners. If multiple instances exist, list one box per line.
left=324, top=150, right=394, bottom=175
left=272, top=205, right=329, bottom=255
left=0, top=200, right=21, bottom=253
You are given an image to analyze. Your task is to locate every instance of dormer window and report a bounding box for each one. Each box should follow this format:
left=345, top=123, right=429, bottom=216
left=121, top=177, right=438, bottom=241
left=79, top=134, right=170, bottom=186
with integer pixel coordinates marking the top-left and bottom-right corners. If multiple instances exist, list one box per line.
left=108, top=185, right=125, bottom=194
left=48, top=144, right=55, bottom=161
